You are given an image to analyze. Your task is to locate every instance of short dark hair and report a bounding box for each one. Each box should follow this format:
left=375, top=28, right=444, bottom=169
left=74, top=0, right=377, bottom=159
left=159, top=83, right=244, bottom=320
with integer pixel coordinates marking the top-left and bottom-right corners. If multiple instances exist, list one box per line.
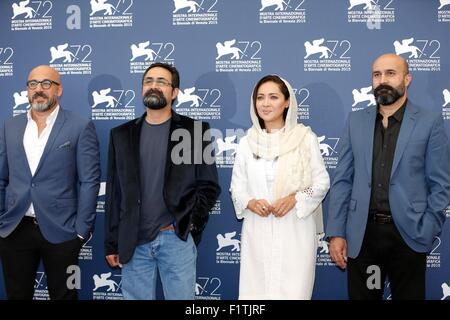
left=142, top=62, right=180, bottom=89
left=252, top=75, right=290, bottom=130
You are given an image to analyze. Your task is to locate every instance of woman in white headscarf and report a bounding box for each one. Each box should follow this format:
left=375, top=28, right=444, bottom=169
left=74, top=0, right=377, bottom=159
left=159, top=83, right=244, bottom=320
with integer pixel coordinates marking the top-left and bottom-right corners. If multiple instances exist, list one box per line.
left=230, top=75, right=330, bottom=300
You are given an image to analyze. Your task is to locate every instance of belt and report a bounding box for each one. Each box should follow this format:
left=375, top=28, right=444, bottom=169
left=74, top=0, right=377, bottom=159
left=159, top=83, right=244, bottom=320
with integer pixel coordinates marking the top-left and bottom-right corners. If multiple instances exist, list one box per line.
left=369, top=211, right=393, bottom=224
left=22, top=216, right=38, bottom=225
left=160, top=224, right=174, bottom=231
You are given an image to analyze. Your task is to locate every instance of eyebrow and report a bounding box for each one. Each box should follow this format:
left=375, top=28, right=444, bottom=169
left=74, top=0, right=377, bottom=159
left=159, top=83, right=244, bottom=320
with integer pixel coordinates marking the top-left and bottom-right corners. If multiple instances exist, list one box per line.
left=373, top=69, right=396, bottom=73
left=144, top=76, right=169, bottom=80
left=257, top=92, right=281, bottom=95
left=28, top=78, right=58, bottom=81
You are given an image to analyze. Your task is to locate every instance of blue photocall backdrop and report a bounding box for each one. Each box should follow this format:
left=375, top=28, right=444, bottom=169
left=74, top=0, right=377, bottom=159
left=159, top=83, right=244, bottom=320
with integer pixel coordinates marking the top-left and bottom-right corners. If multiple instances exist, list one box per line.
left=0, top=0, right=449, bottom=300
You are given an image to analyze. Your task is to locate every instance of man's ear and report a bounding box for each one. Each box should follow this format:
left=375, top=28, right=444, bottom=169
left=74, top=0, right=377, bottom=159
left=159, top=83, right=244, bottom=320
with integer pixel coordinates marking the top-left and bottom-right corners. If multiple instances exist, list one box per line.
left=172, top=87, right=179, bottom=100
left=404, top=73, right=412, bottom=87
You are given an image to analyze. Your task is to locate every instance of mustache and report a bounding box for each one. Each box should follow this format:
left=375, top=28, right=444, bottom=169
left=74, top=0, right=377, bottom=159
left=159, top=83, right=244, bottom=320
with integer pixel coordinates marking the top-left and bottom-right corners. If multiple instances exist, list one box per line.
left=144, top=88, right=163, bottom=97
left=32, top=91, right=49, bottom=100
left=374, top=84, right=396, bottom=95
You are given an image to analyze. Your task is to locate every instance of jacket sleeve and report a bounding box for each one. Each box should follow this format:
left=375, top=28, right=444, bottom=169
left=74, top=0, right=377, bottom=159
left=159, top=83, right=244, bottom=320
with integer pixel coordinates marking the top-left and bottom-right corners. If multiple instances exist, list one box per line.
left=325, top=115, right=354, bottom=240
left=104, top=130, right=121, bottom=255
left=295, top=132, right=330, bottom=219
left=422, top=115, right=450, bottom=243
left=190, top=122, right=221, bottom=238
left=75, top=121, right=101, bottom=239
left=0, top=123, right=8, bottom=215
left=230, top=137, right=253, bottom=219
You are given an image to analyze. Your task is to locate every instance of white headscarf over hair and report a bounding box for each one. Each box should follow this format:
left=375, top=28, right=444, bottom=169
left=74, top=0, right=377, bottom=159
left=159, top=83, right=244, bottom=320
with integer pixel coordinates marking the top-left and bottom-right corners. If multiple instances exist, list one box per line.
left=246, top=76, right=312, bottom=201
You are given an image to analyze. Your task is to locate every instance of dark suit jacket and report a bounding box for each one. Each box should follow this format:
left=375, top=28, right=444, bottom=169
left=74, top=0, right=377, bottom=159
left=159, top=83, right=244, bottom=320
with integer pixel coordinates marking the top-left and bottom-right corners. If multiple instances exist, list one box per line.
left=105, top=111, right=220, bottom=264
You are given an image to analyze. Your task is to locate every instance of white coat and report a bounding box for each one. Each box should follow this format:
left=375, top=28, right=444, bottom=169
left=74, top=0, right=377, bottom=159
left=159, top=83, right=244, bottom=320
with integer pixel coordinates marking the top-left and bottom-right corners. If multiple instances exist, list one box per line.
left=230, top=132, right=330, bottom=299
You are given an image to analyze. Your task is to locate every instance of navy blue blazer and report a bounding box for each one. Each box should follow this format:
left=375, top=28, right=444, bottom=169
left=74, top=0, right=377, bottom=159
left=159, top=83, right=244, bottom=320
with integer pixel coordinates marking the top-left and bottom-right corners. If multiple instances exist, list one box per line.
left=0, top=108, right=101, bottom=243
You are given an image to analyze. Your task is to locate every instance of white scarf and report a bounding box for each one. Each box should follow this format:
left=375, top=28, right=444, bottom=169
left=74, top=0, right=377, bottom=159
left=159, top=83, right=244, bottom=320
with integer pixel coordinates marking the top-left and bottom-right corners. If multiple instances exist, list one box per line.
left=246, top=77, right=312, bottom=200
left=246, top=76, right=323, bottom=232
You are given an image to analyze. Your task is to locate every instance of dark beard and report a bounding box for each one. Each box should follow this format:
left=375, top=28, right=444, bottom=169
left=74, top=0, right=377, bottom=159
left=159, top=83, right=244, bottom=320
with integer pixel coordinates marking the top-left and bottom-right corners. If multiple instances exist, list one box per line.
left=143, top=88, right=167, bottom=110
left=373, top=84, right=404, bottom=106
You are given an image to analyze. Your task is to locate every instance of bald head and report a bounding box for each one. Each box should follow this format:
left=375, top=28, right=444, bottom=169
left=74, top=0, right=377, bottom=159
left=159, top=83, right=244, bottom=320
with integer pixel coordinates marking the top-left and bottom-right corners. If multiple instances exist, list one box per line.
left=372, top=53, right=409, bottom=76
left=28, top=65, right=61, bottom=84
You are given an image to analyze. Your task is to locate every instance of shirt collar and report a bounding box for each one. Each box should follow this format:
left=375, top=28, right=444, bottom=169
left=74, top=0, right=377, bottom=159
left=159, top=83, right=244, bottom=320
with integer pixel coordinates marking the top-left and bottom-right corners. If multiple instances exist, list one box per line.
left=27, top=105, right=60, bottom=126
left=376, top=99, right=407, bottom=123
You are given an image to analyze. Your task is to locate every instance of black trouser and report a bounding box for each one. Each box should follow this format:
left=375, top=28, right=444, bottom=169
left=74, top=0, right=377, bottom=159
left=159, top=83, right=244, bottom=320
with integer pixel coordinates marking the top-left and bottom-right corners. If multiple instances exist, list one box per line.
left=0, top=217, right=82, bottom=300
left=347, top=218, right=426, bottom=300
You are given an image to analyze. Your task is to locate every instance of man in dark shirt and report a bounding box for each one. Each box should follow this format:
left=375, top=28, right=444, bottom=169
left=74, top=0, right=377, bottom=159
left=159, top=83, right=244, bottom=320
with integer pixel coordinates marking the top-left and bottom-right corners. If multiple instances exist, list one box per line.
left=370, top=101, right=405, bottom=214
left=104, top=62, right=220, bottom=299
left=326, top=54, right=450, bottom=299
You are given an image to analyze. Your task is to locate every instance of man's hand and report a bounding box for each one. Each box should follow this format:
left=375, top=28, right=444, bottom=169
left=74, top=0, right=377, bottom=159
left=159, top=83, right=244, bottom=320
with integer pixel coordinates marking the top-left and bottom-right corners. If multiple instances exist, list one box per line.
left=329, top=237, right=348, bottom=269
left=247, top=199, right=272, bottom=217
left=106, top=254, right=122, bottom=268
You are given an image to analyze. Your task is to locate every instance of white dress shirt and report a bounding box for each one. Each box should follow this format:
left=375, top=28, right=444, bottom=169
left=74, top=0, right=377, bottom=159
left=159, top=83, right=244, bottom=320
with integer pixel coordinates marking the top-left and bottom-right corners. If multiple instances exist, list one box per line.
left=23, top=105, right=60, bottom=217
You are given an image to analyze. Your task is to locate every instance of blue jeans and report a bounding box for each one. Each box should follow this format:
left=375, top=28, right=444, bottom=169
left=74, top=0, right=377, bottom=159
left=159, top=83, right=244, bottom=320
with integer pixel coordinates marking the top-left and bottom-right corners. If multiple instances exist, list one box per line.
left=121, top=230, right=197, bottom=300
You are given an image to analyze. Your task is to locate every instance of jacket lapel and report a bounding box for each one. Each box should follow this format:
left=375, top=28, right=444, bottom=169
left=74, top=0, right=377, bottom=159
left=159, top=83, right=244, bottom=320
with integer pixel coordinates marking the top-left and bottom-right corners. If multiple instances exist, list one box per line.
left=17, top=114, right=33, bottom=177
left=165, top=111, right=182, bottom=182
left=130, top=114, right=145, bottom=184
left=364, top=106, right=377, bottom=177
left=390, top=103, right=418, bottom=178
left=34, top=108, right=65, bottom=176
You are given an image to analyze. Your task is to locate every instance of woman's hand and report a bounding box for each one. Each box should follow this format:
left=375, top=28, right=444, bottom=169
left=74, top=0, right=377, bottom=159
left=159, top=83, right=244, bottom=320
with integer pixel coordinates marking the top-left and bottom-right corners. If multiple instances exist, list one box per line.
left=272, top=194, right=297, bottom=217
left=247, top=199, right=272, bottom=217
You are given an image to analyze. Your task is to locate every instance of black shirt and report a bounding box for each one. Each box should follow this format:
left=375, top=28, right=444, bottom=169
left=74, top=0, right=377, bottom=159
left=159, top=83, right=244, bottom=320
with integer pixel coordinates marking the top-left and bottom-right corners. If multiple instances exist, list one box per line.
left=369, top=100, right=407, bottom=213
